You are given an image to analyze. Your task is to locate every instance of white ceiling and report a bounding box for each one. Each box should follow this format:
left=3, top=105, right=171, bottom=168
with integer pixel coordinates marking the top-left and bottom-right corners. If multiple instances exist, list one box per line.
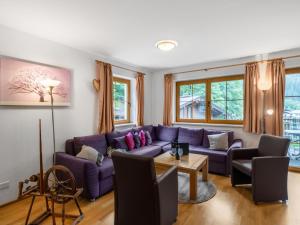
left=0, top=0, right=300, bottom=70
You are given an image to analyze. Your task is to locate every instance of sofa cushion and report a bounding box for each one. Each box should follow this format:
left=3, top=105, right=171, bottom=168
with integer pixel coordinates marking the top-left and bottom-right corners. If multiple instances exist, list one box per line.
left=106, top=128, right=133, bottom=147
left=152, top=140, right=170, bottom=148
left=232, top=160, right=252, bottom=176
left=178, top=127, right=204, bottom=146
left=74, top=134, right=108, bottom=155
left=76, top=145, right=104, bottom=166
left=98, top=157, right=114, bottom=179
left=162, top=144, right=172, bottom=152
left=132, top=132, right=141, bottom=148
left=203, top=130, right=234, bottom=148
left=145, top=131, right=153, bottom=145
left=131, top=145, right=162, bottom=157
left=208, top=133, right=228, bottom=150
left=139, top=130, right=146, bottom=147
left=189, top=145, right=228, bottom=163
left=113, top=136, right=128, bottom=150
left=156, top=125, right=179, bottom=142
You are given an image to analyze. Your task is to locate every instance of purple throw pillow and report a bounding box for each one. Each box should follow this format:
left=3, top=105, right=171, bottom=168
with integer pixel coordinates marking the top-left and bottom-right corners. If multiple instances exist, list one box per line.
left=178, top=127, right=204, bottom=146
left=125, top=132, right=135, bottom=150
left=113, top=136, right=128, bottom=151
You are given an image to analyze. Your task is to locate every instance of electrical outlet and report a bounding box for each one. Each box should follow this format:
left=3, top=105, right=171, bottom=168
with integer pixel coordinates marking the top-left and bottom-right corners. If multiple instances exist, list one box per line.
left=0, top=180, right=10, bottom=190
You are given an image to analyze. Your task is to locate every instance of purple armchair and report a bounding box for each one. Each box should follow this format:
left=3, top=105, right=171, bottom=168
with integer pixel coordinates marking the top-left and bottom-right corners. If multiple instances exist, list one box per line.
left=231, top=134, right=290, bottom=203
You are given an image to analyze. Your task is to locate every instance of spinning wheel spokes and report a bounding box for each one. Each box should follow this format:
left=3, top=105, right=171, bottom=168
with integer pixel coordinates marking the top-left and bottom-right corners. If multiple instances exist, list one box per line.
left=44, top=165, right=76, bottom=203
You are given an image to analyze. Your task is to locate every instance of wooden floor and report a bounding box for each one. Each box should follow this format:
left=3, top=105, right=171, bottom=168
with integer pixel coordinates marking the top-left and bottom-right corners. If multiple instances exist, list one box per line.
left=1, top=172, right=300, bottom=225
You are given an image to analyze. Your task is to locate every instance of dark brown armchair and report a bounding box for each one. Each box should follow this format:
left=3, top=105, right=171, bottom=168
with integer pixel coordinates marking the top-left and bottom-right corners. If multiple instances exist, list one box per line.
left=111, top=151, right=178, bottom=225
left=231, top=134, right=290, bottom=203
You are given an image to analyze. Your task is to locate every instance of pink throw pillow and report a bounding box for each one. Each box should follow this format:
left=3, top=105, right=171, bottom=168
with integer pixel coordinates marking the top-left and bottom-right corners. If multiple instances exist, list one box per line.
left=125, top=132, right=135, bottom=150
left=139, top=130, right=146, bottom=147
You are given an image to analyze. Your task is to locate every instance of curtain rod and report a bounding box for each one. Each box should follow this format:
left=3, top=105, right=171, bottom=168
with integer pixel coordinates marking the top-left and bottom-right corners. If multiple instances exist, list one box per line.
left=172, top=54, right=300, bottom=75
left=112, top=64, right=144, bottom=75
left=95, top=60, right=144, bottom=75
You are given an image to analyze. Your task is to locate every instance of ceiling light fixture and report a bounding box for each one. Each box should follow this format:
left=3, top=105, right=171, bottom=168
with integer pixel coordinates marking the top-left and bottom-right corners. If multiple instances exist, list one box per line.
left=155, top=40, right=178, bottom=51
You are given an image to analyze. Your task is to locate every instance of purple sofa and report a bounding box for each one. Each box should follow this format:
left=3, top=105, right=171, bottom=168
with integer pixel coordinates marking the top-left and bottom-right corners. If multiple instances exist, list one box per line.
left=55, top=125, right=242, bottom=200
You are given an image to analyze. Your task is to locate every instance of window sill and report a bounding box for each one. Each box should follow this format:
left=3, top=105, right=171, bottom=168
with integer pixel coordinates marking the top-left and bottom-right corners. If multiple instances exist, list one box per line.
left=173, top=122, right=243, bottom=128
left=115, top=123, right=136, bottom=128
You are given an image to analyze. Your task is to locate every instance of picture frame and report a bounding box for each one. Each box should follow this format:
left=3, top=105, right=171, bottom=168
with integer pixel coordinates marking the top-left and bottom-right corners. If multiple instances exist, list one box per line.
left=0, top=56, right=72, bottom=106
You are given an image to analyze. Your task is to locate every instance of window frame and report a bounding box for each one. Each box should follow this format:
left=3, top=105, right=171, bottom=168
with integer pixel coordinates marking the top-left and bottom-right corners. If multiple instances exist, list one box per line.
left=176, top=75, right=244, bottom=124
left=113, top=76, right=131, bottom=124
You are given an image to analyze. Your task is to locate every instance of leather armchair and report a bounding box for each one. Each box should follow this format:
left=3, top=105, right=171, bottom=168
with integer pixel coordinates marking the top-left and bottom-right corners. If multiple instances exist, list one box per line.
left=112, top=151, right=178, bottom=225
left=231, top=134, right=290, bottom=203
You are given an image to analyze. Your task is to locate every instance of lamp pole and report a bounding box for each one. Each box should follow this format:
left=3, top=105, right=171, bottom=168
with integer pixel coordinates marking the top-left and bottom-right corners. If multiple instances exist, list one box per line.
left=49, top=86, right=56, bottom=165
left=262, top=90, right=267, bottom=134
left=41, top=79, right=60, bottom=165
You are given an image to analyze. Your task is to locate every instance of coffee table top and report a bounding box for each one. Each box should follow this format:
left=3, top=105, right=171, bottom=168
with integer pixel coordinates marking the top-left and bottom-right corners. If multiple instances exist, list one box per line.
left=154, top=152, right=208, bottom=172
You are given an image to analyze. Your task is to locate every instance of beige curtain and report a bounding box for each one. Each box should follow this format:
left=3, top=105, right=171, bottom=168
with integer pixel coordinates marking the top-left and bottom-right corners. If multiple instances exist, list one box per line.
left=244, top=59, right=285, bottom=136
left=244, top=63, right=262, bottom=134
left=265, top=59, right=285, bottom=136
left=163, top=74, right=173, bottom=126
left=96, top=61, right=114, bottom=134
left=136, top=72, right=144, bottom=126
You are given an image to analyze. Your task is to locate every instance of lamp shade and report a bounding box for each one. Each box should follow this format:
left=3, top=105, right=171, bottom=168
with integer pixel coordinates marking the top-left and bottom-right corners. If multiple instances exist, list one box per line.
left=257, top=62, right=271, bottom=91
left=41, top=79, right=61, bottom=88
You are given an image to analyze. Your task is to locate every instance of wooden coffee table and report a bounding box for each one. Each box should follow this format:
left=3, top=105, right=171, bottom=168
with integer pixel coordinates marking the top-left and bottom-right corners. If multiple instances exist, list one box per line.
left=154, top=152, right=209, bottom=201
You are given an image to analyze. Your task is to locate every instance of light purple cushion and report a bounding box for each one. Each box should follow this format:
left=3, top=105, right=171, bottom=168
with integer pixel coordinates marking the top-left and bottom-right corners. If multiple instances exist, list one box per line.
left=74, top=135, right=107, bottom=155
left=178, top=127, right=204, bottom=146
left=156, top=125, right=179, bottom=142
left=113, top=136, right=128, bottom=150
left=202, top=130, right=234, bottom=148
left=106, top=128, right=133, bottom=147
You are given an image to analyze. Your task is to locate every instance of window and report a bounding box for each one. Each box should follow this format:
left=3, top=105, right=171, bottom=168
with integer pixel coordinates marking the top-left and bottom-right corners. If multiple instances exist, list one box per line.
left=113, top=77, right=131, bottom=124
left=176, top=75, right=244, bottom=124
left=283, top=68, right=300, bottom=168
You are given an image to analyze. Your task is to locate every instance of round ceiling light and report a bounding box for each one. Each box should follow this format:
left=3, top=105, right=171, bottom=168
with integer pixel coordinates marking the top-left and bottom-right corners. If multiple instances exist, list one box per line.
left=155, top=40, right=178, bottom=51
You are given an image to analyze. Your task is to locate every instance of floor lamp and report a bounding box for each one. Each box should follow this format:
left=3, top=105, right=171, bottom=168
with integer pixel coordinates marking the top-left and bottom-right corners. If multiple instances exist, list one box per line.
left=41, top=79, right=61, bottom=164
left=258, top=62, right=272, bottom=134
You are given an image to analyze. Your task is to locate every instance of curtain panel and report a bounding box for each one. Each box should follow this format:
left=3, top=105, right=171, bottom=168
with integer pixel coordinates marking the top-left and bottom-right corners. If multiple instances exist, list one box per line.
left=163, top=74, right=173, bottom=126
left=136, top=72, right=145, bottom=126
left=244, top=59, right=285, bottom=136
left=96, top=61, right=114, bottom=134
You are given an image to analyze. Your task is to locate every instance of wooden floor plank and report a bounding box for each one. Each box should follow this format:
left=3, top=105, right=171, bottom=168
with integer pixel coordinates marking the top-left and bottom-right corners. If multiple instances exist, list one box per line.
left=1, top=172, right=299, bottom=225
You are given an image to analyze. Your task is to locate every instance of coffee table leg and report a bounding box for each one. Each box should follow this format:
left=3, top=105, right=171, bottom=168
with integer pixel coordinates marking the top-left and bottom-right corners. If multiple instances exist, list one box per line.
left=190, top=171, right=197, bottom=200
left=202, top=159, right=209, bottom=181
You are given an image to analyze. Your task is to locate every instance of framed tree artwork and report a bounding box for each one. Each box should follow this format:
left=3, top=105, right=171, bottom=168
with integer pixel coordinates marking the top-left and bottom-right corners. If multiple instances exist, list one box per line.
left=0, top=56, right=71, bottom=106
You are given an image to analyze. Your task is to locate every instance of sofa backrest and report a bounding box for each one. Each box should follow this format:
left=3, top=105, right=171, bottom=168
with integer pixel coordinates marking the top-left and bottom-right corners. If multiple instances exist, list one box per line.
left=156, top=125, right=179, bottom=142
left=202, top=129, right=234, bottom=148
left=132, top=125, right=157, bottom=141
left=106, top=128, right=133, bottom=147
left=65, top=139, right=75, bottom=155
left=73, top=134, right=108, bottom=155
left=177, top=127, right=204, bottom=146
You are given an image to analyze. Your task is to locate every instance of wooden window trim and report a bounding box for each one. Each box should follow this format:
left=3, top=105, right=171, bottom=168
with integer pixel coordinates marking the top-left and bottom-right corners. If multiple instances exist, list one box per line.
left=113, top=77, right=131, bottom=124
left=176, top=75, right=244, bottom=125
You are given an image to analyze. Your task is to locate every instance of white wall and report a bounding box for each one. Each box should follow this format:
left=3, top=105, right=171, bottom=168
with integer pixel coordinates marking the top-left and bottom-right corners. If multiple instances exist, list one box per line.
left=0, top=25, right=151, bottom=205
left=151, top=48, right=300, bottom=147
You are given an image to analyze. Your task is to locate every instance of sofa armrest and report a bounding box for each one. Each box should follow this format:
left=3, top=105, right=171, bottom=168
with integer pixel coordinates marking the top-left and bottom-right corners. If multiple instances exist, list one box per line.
left=55, top=152, right=99, bottom=199
left=156, top=166, right=178, bottom=224
left=229, top=139, right=243, bottom=150
left=252, top=156, right=290, bottom=202
left=231, top=148, right=259, bottom=160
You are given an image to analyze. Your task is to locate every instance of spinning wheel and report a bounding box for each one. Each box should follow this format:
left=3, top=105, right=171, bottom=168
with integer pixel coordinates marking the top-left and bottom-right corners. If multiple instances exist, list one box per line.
left=44, top=165, right=77, bottom=204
